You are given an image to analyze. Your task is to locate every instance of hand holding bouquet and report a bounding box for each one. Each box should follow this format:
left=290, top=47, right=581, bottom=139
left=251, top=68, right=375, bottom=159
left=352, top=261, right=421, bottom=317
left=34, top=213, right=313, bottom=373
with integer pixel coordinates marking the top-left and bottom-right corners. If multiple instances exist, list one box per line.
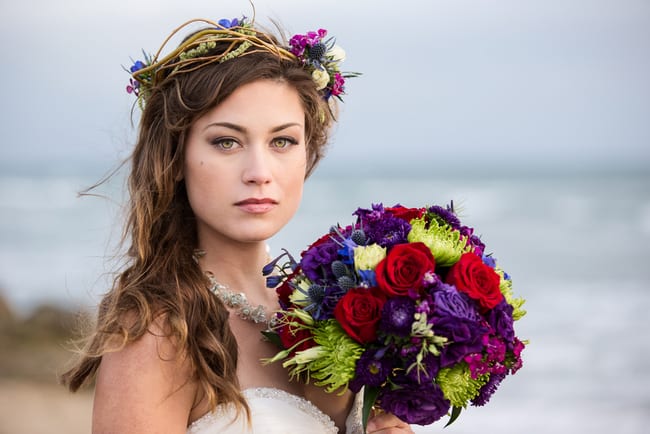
left=263, top=203, right=526, bottom=428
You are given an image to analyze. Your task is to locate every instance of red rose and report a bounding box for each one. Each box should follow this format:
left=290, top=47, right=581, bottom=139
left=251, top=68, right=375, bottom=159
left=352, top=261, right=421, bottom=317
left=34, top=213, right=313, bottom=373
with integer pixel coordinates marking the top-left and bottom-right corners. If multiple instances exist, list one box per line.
left=375, top=242, right=436, bottom=297
left=334, top=287, right=386, bottom=344
left=278, top=310, right=315, bottom=354
left=446, top=252, right=503, bottom=311
left=276, top=280, right=293, bottom=307
left=385, top=206, right=426, bottom=222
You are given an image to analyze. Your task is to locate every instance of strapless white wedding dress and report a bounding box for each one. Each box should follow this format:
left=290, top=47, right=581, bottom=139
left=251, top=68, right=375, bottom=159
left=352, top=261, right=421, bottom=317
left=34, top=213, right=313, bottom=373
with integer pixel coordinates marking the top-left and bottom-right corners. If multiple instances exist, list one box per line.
left=187, top=387, right=363, bottom=434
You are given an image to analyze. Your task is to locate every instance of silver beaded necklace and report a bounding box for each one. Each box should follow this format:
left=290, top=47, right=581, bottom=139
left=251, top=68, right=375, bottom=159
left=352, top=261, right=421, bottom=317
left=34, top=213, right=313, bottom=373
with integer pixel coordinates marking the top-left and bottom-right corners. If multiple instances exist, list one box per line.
left=205, top=271, right=268, bottom=324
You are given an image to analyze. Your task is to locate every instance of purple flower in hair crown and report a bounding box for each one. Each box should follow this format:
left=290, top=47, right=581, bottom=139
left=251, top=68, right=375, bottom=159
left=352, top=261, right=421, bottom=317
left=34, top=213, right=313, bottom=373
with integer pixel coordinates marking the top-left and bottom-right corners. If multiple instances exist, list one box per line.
left=288, top=28, right=360, bottom=101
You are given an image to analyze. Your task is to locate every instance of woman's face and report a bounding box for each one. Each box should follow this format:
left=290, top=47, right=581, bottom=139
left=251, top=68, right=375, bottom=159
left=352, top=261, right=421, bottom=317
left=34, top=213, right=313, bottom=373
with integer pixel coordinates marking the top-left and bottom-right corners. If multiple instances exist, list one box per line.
left=183, top=79, right=307, bottom=248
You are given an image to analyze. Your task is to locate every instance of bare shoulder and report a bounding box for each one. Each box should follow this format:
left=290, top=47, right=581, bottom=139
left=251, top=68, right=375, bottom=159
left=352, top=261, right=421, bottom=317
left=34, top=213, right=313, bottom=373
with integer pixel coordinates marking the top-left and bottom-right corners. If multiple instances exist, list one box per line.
left=93, top=315, right=198, bottom=434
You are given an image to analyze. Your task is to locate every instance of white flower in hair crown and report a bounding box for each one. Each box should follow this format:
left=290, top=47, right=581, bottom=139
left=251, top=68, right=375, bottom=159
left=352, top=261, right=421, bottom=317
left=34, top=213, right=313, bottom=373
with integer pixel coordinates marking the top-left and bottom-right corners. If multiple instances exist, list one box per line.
left=126, top=17, right=360, bottom=108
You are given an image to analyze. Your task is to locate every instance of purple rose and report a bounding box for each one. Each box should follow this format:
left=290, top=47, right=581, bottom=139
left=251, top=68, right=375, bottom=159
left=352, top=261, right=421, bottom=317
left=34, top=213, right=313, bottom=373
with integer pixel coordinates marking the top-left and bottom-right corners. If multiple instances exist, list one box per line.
left=379, top=379, right=450, bottom=425
left=432, top=283, right=481, bottom=321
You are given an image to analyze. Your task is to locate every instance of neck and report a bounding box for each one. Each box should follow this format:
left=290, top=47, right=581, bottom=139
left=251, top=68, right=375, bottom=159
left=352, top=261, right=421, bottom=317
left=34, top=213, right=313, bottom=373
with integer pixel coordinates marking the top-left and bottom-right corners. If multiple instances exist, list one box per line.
left=196, top=240, right=271, bottom=297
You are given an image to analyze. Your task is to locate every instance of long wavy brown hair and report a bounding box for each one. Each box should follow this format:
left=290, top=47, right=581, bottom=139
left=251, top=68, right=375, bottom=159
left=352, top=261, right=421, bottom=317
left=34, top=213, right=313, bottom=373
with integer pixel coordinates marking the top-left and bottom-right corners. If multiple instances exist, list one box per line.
left=60, top=29, right=335, bottom=422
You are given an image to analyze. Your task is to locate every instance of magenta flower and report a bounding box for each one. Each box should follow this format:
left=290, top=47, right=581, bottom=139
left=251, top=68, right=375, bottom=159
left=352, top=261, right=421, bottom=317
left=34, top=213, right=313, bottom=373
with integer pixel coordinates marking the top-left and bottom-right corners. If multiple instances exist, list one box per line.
left=331, top=72, right=345, bottom=96
left=126, top=78, right=140, bottom=96
left=289, top=29, right=327, bottom=57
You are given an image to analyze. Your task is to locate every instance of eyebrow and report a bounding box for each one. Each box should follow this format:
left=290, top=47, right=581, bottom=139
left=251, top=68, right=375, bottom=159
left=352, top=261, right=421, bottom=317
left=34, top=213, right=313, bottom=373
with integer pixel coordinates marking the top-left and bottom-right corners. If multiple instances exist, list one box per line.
left=203, top=122, right=302, bottom=133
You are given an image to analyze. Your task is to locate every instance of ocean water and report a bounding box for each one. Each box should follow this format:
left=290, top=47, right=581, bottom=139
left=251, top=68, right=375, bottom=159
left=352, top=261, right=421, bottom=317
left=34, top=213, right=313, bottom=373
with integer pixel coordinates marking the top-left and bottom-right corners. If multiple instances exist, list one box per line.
left=1, top=169, right=649, bottom=433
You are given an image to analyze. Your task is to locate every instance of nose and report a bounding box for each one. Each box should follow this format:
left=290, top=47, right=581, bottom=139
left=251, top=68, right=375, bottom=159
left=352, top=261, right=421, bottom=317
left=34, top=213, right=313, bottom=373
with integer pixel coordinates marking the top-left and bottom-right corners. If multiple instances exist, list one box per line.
left=242, top=145, right=273, bottom=185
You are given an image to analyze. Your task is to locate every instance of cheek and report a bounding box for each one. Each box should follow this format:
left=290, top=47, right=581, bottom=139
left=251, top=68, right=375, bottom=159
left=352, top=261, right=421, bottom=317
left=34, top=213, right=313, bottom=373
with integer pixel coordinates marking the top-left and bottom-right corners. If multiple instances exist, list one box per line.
left=183, top=160, right=229, bottom=218
left=283, top=180, right=304, bottom=221
left=279, top=160, right=306, bottom=211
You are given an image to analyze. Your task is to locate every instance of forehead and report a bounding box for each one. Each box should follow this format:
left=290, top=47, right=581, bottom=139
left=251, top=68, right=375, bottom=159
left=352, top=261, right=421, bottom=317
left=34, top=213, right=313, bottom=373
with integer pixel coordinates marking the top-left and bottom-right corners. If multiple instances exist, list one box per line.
left=193, top=79, right=305, bottom=130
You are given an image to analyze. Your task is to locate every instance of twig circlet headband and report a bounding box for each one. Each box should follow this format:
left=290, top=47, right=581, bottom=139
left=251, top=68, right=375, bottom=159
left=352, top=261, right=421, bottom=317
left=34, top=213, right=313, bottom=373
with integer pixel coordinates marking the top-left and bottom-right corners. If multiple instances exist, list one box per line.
left=126, top=16, right=359, bottom=109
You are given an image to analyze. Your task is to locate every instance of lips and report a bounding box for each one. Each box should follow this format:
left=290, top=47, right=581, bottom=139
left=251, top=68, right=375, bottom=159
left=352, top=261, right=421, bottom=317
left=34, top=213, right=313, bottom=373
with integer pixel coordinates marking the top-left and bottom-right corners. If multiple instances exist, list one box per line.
left=234, top=197, right=278, bottom=213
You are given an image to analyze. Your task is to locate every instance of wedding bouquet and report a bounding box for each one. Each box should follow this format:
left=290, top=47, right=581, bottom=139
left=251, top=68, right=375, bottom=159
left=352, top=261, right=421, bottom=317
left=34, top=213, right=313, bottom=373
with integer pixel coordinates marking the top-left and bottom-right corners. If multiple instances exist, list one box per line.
left=263, top=203, right=526, bottom=427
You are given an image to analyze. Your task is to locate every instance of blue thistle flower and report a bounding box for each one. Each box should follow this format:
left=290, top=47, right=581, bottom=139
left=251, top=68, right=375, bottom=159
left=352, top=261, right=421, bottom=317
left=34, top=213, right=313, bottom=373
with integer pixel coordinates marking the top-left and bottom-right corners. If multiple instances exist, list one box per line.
left=337, top=276, right=356, bottom=290
left=351, top=229, right=367, bottom=246
left=331, top=260, right=349, bottom=279
left=308, top=284, right=326, bottom=305
left=308, top=42, right=327, bottom=62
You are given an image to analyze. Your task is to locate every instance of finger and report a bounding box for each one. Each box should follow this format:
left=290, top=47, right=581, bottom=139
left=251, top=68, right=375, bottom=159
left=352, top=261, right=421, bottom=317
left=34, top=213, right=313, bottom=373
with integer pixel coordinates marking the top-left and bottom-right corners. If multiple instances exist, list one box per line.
left=366, top=412, right=413, bottom=433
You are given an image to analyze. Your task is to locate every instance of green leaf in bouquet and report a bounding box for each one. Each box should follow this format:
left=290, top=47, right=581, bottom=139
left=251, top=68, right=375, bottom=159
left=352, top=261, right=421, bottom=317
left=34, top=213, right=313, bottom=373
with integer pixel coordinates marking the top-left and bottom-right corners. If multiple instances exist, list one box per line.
left=444, top=406, right=462, bottom=428
left=261, top=330, right=283, bottom=348
left=362, top=386, right=380, bottom=432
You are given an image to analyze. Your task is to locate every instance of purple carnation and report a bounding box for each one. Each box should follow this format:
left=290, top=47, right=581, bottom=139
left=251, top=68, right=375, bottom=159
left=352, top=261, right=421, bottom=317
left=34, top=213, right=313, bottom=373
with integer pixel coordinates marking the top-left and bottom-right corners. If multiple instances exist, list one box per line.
left=428, top=205, right=461, bottom=229
left=467, top=233, right=485, bottom=256
left=487, top=300, right=515, bottom=343
left=432, top=283, right=481, bottom=321
left=379, top=379, right=450, bottom=425
left=472, top=372, right=506, bottom=406
left=300, top=238, right=339, bottom=282
left=380, top=297, right=416, bottom=337
left=353, top=203, right=386, bottom=221
left=370, top=216, right=411, bottom=248
left=349, top=348, right=394, bottom=393
left=354, top=204, right=411, bottom=248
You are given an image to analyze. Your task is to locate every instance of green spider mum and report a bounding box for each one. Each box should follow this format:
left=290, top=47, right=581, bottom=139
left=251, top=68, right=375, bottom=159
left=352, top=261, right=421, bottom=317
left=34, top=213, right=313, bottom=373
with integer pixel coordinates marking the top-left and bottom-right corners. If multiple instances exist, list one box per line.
left=282, top=320, right=364, bottom=394
left=436, top=362, right=489, bottom=408
left=407, top=217, right=472, bottom=267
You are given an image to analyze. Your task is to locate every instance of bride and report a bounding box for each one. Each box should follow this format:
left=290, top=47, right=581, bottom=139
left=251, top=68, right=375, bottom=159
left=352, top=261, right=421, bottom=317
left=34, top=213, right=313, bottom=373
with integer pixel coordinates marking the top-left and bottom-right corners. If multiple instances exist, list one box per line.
left=61, top=13, right=413, bottom=434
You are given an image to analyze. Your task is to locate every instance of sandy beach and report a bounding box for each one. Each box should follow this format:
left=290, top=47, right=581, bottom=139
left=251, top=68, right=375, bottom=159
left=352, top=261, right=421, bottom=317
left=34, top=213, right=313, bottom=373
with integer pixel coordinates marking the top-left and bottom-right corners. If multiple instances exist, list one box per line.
left=0, top=379, right=92, bottom=434
left=0, top=297, right=93, bottom=434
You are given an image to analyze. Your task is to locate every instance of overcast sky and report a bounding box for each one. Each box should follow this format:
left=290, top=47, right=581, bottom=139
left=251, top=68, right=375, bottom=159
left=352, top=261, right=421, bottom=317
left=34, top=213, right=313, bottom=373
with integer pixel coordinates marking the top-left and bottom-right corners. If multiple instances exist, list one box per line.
left=0, top=0, right=648, bottom=175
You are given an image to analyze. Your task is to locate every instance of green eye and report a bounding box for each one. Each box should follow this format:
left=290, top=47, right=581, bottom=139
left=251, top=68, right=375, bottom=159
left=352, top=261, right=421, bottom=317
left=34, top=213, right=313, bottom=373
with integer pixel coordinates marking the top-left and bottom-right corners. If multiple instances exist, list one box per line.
left=273, top=137, right=297, bottom=149
left=213, top=138, right=237, bottom=150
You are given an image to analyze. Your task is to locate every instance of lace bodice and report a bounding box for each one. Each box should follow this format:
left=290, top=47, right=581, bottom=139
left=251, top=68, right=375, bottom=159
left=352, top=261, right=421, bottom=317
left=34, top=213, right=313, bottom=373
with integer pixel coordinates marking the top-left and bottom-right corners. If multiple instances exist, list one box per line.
left=187, top=387, right=363, bottom=434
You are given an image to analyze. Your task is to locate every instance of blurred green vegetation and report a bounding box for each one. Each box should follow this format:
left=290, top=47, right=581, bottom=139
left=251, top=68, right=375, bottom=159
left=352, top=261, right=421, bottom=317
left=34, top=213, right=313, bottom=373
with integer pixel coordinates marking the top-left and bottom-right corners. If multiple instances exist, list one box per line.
left=0, top=293, right=86, bottom=384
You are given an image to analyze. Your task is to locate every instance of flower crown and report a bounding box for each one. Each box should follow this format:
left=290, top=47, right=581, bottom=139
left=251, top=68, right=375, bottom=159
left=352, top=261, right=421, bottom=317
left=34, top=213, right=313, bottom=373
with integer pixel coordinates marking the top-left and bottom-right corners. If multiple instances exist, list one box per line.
left=126, top=17, right=359, bottom=109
